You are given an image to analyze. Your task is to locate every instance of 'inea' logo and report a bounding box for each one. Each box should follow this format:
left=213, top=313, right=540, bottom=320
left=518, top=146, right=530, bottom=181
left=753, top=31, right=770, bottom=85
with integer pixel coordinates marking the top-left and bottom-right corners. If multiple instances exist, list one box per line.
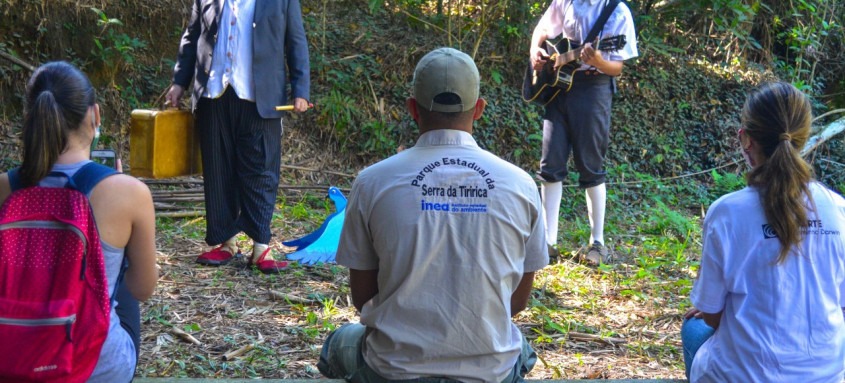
left=762, top=224, right=778, bottom=239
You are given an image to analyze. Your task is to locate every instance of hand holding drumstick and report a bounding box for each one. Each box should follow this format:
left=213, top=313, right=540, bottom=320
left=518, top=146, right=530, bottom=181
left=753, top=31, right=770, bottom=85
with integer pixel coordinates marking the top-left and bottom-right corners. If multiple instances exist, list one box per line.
left=276, top=98, right=313, bottom=112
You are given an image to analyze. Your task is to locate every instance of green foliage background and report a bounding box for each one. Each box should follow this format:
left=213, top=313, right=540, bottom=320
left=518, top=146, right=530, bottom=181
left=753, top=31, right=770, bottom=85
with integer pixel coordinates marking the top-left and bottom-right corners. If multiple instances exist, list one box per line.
left=0, top=0, right=843, bottom=190
left=1, top=1, right=843, bottom=378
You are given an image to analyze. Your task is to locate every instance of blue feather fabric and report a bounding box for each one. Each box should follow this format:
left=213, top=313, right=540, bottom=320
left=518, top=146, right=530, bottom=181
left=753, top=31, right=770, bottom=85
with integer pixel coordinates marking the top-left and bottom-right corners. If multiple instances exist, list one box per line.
left=283, top=186, right=347, bottom=265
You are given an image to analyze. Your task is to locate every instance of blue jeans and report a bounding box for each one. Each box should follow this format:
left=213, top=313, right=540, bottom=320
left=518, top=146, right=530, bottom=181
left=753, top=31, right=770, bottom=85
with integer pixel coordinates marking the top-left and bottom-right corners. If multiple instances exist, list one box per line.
left=318, top=323, right=537, bottom=383
left=681, top=317, right=715, bottom=380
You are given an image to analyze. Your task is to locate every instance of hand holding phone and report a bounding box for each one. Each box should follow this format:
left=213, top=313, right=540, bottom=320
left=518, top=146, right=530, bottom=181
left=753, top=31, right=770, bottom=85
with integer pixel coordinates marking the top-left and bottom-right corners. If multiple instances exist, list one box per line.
left=91, top=149, right=117, bottom=170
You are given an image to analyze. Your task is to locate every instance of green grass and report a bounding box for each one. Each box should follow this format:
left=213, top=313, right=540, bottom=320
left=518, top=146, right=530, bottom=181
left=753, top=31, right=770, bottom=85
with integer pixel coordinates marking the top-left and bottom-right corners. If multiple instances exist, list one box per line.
left=520, top=167, right=718, bottom=377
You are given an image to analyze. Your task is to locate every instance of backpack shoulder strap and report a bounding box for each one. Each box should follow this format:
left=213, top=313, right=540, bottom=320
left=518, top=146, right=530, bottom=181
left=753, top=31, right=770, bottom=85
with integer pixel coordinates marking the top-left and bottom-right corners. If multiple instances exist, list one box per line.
left=7, top=168, right=22, bottom=192
left=69, top=162, right=123, bottom=301
left=67, top=162, right=118, bottom=196
left=584, top=0, right=622, bottom=44
left=7, top=163, right=117, bottom=194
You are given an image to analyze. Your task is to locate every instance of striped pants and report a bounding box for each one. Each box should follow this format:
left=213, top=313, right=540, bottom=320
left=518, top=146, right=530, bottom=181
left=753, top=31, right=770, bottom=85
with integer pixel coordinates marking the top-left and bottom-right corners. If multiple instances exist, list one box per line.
left=195, top=87, right=281, bottom=245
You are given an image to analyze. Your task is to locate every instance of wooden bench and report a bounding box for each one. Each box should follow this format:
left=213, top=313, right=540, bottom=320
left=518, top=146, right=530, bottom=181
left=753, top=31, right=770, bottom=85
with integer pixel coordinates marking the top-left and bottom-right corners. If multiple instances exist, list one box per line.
left=135, top=379, right=685, bottom=382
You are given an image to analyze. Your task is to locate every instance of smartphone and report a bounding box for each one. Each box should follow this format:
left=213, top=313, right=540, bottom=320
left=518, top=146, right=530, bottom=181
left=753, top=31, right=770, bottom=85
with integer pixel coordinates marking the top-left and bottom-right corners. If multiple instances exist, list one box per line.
left=91, top=149, right=117, bottom=170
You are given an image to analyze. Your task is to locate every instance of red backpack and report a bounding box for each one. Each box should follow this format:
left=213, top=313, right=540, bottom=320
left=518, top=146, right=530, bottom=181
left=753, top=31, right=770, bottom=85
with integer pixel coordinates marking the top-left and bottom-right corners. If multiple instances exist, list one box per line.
left=0, top=163, right=116, bottom=383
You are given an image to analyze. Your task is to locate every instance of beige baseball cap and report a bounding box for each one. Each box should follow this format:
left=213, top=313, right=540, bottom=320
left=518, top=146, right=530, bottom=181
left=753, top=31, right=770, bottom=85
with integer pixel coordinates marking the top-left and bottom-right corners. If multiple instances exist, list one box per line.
left=413, top=47, right=480, bottom=113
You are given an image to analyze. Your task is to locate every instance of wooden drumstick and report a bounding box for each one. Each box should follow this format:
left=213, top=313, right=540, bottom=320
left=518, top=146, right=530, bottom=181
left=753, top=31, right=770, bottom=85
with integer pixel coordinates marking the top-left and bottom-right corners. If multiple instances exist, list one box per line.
left=275, top=102, right=314, bottom=111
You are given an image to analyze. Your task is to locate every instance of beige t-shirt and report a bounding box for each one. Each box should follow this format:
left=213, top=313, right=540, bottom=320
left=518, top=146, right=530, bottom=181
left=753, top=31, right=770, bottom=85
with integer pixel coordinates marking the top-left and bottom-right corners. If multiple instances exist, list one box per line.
left=337, top=129, right=548, bottom=383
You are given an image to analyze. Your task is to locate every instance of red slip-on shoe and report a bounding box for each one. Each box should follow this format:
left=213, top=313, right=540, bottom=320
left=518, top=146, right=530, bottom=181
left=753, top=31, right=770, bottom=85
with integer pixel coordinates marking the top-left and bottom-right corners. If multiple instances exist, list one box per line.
left=253, top=247, right=289, bottom=274
left=196, top=245, right=239, bottom=266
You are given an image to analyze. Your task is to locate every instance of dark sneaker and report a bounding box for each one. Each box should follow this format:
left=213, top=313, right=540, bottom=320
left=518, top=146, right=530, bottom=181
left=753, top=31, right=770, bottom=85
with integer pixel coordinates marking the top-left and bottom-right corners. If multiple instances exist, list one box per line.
left=583, top=241, right=610, bottom=266
left=548, top=244, right=560, bottom=259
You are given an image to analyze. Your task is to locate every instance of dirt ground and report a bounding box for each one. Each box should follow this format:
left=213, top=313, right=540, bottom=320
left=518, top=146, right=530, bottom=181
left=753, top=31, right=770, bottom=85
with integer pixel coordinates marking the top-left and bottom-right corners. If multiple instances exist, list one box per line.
left=140, top=220, right=687, bottom=380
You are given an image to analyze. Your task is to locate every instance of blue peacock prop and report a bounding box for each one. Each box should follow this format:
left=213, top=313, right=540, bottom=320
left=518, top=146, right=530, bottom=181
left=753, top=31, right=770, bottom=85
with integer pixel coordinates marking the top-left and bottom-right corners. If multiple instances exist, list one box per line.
left=283, top=186, right=346, bottom=265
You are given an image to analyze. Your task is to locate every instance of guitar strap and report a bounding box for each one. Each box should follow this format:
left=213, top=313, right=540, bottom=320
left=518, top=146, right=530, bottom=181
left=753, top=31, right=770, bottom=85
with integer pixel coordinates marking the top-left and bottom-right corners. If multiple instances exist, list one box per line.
left=584, top=0, right=622, bottom=45
left=583, top=0, right=622, bottom=93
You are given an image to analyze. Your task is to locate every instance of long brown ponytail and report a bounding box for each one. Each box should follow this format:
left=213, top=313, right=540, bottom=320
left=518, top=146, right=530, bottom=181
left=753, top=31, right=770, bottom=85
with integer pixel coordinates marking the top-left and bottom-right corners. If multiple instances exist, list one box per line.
left=20, top=62, right=96, bottom=186
left=742, top=82, right=814, bottom=263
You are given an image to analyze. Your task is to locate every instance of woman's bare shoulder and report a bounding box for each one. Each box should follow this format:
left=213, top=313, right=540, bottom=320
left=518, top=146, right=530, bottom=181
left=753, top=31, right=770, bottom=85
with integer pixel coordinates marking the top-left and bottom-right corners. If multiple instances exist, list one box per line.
left=91, top=174, right=153, bottom=208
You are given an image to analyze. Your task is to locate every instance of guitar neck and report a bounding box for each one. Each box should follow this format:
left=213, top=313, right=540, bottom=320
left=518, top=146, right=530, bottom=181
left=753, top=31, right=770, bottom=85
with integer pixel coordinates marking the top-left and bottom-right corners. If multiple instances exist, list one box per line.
left=555, top=40, right=617, bottom=68
left=557, top=47, right=582, bottom=64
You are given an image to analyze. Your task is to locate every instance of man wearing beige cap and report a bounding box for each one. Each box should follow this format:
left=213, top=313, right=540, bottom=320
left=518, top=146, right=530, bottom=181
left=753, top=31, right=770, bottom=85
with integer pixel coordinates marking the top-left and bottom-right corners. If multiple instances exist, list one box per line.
left=317, top=47, right=548, bottom=382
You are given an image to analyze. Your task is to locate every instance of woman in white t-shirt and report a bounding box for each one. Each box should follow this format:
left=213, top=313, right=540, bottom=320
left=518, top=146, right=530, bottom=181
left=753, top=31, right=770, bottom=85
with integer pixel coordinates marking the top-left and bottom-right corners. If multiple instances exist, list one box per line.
left=682, top=82, right=845, bottom=382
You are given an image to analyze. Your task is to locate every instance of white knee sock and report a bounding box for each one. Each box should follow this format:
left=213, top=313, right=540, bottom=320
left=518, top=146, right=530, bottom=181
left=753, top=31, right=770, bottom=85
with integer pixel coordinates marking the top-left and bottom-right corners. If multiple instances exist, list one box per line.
left=541, top=181, right=563, bottom=246
left=585, top=184, right=606, bottom=245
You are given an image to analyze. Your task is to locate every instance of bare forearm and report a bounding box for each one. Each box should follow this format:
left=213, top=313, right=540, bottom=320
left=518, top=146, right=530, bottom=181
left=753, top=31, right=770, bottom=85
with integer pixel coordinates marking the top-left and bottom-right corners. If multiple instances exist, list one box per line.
left=592, top=58, right=623, bottom=76
left=531, top=27, right=550, bottom=51
left=702, top=311, right=722, bottom=330
left=511, top=272, right=535, bottom=317
left=349, top=269, right=379, bottom=312
left=351, top=290, right=375, bottom=312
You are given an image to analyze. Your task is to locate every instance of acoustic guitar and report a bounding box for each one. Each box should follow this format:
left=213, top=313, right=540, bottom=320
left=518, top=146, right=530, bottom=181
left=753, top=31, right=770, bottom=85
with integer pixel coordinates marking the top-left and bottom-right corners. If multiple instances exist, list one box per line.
left=522, top=35, right=627, bottom=106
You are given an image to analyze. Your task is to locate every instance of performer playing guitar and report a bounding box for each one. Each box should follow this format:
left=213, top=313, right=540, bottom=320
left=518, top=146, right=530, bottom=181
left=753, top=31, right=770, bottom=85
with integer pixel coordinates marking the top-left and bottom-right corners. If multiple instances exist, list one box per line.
left=522, top=34, right=627, bottom=105
left=529, top=0, right=638, bottom=267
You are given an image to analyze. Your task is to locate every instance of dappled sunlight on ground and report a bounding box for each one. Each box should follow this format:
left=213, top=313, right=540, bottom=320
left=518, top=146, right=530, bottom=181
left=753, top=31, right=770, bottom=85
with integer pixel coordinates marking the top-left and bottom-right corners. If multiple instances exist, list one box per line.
left=522, top=257, right=688, bottom=380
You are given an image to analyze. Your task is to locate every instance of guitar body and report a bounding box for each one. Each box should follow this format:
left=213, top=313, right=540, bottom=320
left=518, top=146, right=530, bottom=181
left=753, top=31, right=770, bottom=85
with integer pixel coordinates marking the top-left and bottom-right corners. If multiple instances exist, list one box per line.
left=522, top=35, right=627, bottom=106
left=555, top=60, right=585, bottom=91
left=521, top=65, right=562, bottom=106
left=522, top=39, right=572, bottom=106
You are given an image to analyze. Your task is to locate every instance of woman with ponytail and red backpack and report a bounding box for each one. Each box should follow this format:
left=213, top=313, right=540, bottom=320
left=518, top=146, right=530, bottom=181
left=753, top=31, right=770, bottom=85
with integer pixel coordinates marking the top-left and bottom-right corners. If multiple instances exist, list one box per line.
left=682, top=82, right=845, bottom=382
left=0, top=61, right=157, bottom=382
